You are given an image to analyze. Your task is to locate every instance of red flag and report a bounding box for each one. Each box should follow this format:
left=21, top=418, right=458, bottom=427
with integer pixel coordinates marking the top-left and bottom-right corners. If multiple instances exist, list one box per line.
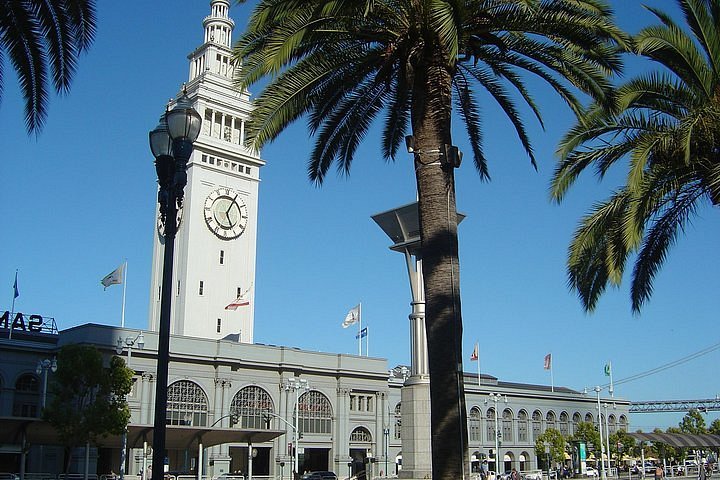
left=470, top=343, right=479, bottom=361
left=544, top=353, right=552, bottom=370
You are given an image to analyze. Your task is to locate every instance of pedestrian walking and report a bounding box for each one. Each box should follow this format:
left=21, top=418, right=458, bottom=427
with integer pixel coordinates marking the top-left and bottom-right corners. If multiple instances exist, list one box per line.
left=655, top=465, right=664, bottom=480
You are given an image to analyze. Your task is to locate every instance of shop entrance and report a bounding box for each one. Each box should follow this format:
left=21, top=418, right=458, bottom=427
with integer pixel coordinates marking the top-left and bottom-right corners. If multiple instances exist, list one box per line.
left=349, top=449, right=368, bottom=480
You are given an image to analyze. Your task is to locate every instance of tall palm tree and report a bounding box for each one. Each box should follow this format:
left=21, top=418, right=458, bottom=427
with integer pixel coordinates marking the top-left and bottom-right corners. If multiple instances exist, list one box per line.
left=0, top=0, right=96, bottom=134
left=234, top=1, right=625, bottom=477
left=551, top=0, right=719, bottom=313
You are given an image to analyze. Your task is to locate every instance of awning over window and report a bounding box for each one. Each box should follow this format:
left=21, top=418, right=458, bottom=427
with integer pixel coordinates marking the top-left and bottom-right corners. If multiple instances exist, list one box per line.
left=626, top=432, right=720, bottom=448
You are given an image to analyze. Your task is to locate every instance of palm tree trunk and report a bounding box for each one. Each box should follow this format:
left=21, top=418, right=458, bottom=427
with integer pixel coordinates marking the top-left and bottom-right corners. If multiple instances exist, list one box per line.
left=412, top=57, right=469, bottom=480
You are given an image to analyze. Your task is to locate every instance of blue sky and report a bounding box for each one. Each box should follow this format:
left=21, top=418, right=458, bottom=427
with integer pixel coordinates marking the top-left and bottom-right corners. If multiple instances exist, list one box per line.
left=1, top=1, right=718, bottom=432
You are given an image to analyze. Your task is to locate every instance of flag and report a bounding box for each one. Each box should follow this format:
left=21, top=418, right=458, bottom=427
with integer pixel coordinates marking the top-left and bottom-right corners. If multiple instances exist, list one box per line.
left=225, top=288, right=251, bottom=310
left=355, top=327, right=368, bottom=339
left=544, top=353, right=552, bottom=370
left=342, top=304, right=360, bottom=328
left=470, top=343, right=478, bottom=361
left=101, top=263, right=125, bottom=290
left=604, top=362, right=612, bottom=376
left=13, top=271, right=19, bottom=299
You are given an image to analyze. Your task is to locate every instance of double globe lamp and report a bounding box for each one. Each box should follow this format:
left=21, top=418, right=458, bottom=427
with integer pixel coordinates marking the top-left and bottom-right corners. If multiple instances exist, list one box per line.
left=148, top=91, right=202, bottom=480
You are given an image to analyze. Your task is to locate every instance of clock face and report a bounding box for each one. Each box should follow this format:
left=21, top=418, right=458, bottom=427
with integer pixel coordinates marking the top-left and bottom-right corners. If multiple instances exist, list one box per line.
left=157, top=200, right=183, bottom=238
left=204, top=188, right=248, bottom=240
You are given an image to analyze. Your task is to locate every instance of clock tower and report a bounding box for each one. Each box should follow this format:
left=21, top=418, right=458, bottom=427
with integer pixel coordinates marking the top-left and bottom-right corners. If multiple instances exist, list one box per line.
left=148, top=0, right=264, bottom=342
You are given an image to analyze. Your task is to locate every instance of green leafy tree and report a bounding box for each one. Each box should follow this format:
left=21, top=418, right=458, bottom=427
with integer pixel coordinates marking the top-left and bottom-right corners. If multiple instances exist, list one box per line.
left=570, top=421, right=602, bottom=455
left=43, top=344, right=133, bottom=473
left=535, top=428, right=567, bottom=469
left=233, top=2, right=626, bottom=477
left=609, top=429, right=636, bottom=465
left=0, top=0, right=96, bottom=134
left=551, top=0, right=720, bottom=313
left=709, top=418, right=720, bottom=434
left=680, top=409, right=707, bottom=434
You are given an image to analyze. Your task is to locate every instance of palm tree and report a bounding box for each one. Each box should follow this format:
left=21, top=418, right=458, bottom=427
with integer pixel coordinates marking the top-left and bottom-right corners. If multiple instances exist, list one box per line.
left=551, top=0, right=719, bottom=313
left=234, top=1, right=625, bottom=477
left=0, top=0, right=96, bottom=134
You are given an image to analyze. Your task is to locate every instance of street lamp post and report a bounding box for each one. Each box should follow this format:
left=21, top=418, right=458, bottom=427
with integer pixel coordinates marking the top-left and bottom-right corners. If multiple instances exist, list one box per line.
left=116, top=332, right=145, bottom=480
left=594, top=387, right=607, bottom=480
left=36, top=357, right=58, bottom=410
left=148, top=91, right=202, bottom=480
left=545, top=442, right=551, bottom=480
left=487, top=393, right=507, bottom=474
left=603, top=403, right=613, bottom=478
left=283, top=378, right=310, bottom=480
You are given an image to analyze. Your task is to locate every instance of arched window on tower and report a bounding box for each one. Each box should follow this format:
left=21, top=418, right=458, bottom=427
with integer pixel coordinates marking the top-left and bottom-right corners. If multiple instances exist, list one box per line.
left=167, top=380, right=208, bottom=426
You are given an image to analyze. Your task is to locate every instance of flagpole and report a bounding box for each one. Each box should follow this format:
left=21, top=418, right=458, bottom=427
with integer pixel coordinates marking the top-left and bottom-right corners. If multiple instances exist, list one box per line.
left=550, top=357, right=554, bottom=393
left=477, top=340, right=481, bottom=386
left=358, top=302, right=362, bottom=356
left=608, top=361, right=614, bottom=397
left=9, top=270, right=18, bottom=340
left=120, top=260, right=128, bottom=328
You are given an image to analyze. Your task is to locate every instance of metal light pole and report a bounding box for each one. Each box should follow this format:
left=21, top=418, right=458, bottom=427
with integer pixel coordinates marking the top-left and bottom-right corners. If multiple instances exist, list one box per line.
left=284, top=378, right=310, bottom=480
left=148, top=91, right=202, bottom=480
left=116, top=331, right=145, bottom=480
left=595, top=387, right=607, bottom=480
left=487, top=393, right=507, bottom=474
left=603, top=403, right=612, bottom=478
left=36, top=357, right=58, bottom=409
left=545, top=442, right=551, bottom=480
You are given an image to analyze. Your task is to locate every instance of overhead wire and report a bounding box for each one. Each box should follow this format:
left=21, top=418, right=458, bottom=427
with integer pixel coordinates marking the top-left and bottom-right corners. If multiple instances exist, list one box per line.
left=599, top=340, right=720, bottom=389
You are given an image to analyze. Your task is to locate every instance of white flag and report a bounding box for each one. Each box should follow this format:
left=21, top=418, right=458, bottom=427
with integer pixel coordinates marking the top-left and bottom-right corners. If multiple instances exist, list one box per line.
left=101, top=263, right=125, bottom=290
left=342, top=304, right=360, bottom=328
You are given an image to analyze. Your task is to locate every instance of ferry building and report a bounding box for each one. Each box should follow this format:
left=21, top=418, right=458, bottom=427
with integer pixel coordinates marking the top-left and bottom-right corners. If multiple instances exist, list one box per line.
left=0, top=1, right=629, bottom=479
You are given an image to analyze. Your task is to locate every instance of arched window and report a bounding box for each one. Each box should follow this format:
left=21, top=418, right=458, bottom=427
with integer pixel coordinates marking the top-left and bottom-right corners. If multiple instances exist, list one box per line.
left=469, top=406, right=482, bottom=442
left=518, top=410, right=529, bottom=442
left=486, top=408, right=496, bottom=442
left=502, top=409, right=513, bottom=442
left=167, top=380, right=208, bottom=426
left=13, top=374, right=40, bottom=417
left=532, top=411, right=542, bottom=441
left=618, top=415, right=628, bottom=432
left=546, top=411, right=556, bottom=431
left=230, top=385, right=274, bottom=429
left=297, top=390, right=332, bottom=434
left=608, top=414, right=617, bottom=435
left=559, top=412, right=569, bottom=436
left=394, top=403, right=402, bottom=440
left=350, top=426, right=372, bottom=442
left=585, top=412, right=594, bottom=424
left=572, top=412, right=582, bottom=435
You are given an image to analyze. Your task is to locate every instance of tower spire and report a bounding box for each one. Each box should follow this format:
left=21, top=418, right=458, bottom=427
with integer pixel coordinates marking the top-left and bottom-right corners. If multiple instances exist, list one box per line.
left=188, top=0, right=236, bottom=82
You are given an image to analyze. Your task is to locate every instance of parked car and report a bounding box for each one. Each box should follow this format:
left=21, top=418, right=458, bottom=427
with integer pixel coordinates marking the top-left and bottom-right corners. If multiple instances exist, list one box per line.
left=301, top=472, right=338, bottom=480
left=585, top=467, right=599, bottom=477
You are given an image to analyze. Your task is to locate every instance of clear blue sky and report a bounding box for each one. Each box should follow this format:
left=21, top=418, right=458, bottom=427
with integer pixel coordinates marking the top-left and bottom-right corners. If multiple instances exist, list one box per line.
left=1, top=1, right=717, bottom=432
